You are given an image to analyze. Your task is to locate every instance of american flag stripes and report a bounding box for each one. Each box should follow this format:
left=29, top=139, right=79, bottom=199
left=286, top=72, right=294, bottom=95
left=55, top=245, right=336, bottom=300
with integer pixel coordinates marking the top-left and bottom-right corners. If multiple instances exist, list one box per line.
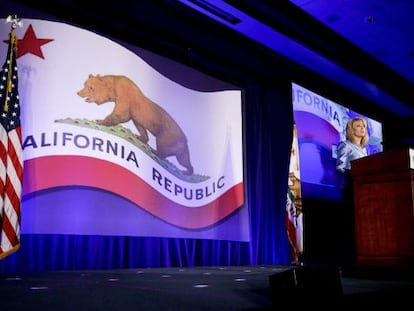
left=0, top=28, right=23, bottom=260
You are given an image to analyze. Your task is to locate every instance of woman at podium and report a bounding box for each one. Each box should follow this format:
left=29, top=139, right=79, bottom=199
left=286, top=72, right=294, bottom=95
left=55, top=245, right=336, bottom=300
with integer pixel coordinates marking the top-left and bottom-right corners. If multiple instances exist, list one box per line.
left=335, top=117, right=369, bottom=270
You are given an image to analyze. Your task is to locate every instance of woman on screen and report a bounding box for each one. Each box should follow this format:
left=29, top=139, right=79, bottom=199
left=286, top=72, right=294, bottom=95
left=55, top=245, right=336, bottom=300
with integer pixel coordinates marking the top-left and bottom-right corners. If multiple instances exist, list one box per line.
left=335, top=117, right=369, bottom=270
left=336, top=117, right=369, bottom=176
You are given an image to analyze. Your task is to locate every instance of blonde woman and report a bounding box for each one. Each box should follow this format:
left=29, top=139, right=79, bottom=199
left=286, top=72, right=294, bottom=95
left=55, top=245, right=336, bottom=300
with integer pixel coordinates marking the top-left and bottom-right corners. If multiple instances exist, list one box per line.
left=336, top=117, right=369, bottom=175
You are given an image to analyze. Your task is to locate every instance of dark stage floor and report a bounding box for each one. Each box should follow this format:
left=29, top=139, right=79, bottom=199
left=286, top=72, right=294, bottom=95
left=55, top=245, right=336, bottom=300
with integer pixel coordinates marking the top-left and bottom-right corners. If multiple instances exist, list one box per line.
left=1, top=265, right=414, bottom=310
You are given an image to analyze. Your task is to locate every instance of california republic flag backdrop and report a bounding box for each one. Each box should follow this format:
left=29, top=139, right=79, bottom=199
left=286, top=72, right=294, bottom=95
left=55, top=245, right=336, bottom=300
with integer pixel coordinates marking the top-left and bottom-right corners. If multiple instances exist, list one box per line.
left=0, top=19, right=249, bottom=241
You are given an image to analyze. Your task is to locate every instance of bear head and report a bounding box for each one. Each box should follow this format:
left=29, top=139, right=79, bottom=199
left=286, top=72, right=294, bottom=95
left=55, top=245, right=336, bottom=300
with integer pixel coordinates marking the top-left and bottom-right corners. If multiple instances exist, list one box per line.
left=77, top=74, right=113, bottom=105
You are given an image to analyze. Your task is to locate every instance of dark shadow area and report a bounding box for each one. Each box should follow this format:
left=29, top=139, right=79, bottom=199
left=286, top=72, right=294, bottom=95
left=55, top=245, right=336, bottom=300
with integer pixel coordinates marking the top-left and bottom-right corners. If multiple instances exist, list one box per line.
left=1, top=265, right=414, bottom=310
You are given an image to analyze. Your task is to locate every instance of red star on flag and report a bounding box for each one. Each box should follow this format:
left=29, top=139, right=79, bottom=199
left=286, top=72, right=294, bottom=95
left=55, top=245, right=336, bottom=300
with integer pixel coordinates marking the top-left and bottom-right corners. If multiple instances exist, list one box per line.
left=3, top=24, right=54, bottom=59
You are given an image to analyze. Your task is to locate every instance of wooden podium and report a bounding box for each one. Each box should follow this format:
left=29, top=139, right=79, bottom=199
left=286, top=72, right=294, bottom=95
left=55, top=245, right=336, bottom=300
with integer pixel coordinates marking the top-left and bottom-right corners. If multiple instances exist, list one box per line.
left=351, top=148, right=414, bottom=266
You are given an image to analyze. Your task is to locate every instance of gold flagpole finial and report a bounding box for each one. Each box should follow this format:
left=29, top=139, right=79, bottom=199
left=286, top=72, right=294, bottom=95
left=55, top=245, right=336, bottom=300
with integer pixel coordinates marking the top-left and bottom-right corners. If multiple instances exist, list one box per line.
left=5, top=15, right=23, bottom=29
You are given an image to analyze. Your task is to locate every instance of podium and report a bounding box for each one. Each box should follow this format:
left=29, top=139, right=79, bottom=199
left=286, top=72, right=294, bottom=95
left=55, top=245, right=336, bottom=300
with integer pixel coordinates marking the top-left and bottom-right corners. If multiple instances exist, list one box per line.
left=351, top=148, right=414, bottom=266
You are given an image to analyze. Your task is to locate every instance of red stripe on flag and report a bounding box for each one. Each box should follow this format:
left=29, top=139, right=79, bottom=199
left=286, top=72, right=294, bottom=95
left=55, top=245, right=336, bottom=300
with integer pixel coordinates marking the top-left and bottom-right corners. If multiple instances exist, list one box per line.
left=22, top=155, right=244, bottom=229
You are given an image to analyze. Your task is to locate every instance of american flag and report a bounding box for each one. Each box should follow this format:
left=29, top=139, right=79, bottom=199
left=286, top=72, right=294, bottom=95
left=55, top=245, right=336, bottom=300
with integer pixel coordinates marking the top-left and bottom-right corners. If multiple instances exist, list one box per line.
left=0, top=28, right=23, bottom=260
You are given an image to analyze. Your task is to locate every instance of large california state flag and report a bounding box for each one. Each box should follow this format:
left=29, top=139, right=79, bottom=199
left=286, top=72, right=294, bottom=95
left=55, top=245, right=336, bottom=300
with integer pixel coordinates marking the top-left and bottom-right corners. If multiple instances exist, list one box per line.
left=0, top=18, right=249, bottom=242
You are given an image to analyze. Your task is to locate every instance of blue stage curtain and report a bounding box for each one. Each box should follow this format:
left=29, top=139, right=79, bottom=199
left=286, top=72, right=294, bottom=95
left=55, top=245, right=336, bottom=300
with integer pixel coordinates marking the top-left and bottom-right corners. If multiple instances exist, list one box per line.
left=0, top=81, right=293, bottom=273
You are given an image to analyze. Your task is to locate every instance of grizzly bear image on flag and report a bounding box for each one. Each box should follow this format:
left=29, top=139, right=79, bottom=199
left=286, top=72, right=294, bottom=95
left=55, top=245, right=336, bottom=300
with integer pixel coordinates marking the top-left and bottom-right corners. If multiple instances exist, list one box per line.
left=0, top=18, right=248, bottom=242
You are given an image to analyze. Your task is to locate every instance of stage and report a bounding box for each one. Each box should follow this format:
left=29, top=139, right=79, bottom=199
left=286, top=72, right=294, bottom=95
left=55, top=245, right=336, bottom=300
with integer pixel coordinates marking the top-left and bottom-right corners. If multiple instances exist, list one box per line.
left=1, top=265, right=414, bottom=310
